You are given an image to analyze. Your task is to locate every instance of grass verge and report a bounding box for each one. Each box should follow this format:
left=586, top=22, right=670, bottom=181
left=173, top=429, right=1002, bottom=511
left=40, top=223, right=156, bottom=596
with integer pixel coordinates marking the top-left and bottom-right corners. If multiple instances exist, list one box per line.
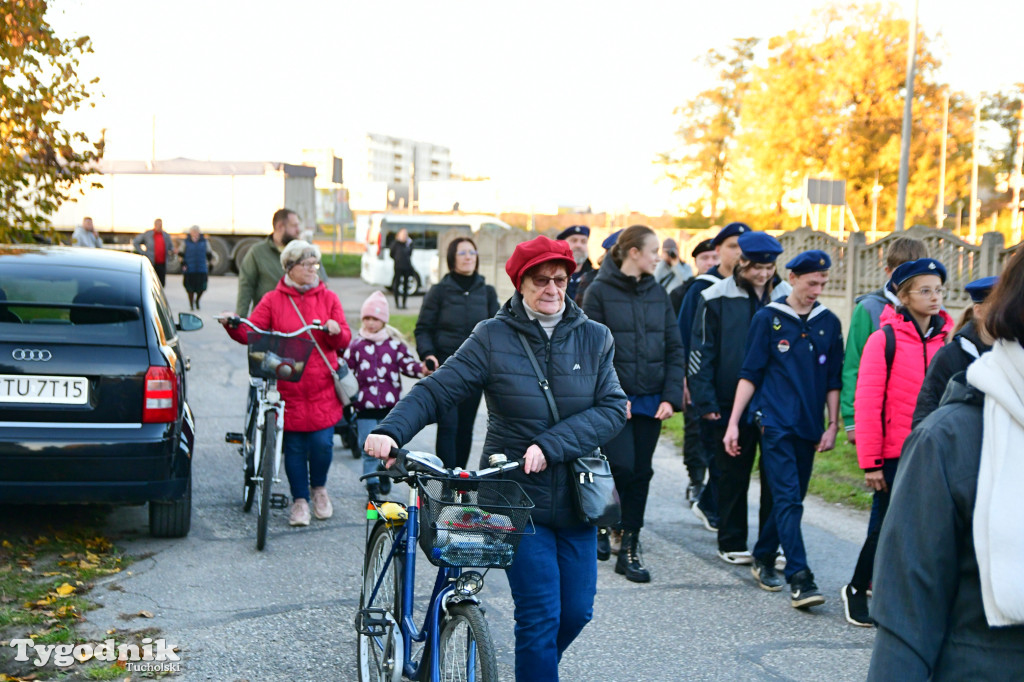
left=389, top=313, right=418, bottom=347
left=660, top=413, right=872, bottom=511
left=0, top=507, right=163, bottom=680
left=322, top=254, right=361, bottom=278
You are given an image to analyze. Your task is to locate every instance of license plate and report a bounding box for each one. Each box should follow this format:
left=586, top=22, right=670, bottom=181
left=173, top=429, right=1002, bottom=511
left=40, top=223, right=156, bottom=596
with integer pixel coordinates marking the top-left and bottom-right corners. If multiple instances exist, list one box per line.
left=0, top=374, right=89, bottom=405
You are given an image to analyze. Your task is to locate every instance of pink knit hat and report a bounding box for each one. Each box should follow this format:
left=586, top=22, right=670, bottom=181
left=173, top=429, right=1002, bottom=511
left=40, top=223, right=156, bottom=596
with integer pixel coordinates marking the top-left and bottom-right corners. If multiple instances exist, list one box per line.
left=361, top=290, right=390, bottom=323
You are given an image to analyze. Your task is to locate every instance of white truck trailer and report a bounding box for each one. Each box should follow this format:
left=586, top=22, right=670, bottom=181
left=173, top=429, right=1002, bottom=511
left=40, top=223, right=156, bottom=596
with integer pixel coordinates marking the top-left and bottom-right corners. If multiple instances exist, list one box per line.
left=51, top=158, right=317, bottom=275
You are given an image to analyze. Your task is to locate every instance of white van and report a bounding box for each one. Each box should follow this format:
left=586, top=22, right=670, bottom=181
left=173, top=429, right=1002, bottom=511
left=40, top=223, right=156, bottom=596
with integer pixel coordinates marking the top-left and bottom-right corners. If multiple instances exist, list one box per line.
left=360, top=213, right=512, bottom=294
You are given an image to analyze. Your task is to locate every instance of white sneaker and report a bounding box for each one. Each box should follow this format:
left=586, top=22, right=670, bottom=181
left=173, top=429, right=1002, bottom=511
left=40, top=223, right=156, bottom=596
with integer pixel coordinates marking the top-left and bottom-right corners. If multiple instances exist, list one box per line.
left=718, top=550, right=754, bottom=565
left=775, top=549, right=787, bottom=571
left=289, top=498, right=311, bottom=526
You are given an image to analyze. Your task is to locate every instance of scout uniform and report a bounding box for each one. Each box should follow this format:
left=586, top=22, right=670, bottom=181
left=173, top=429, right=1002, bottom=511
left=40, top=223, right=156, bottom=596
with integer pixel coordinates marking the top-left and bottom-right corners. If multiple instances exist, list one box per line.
left=739, top=251, right=843, bottom=589
left=689, top=231, right=789, bottom=564
left=555, top=225, right=592, bottom=301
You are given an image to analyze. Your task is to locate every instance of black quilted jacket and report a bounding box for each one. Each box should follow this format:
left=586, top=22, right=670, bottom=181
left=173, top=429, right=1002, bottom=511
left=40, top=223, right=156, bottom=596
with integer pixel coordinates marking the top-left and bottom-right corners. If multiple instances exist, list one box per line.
left=581, top=256, right=685, bottom=410
left=374, top=293, right=627, bottom=527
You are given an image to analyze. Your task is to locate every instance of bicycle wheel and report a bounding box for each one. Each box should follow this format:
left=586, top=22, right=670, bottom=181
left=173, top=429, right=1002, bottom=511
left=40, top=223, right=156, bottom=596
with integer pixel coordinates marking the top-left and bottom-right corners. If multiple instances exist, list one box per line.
left=438, top=602, right=498, bottom=682
left=242, top=391, right=259, bottom=512
left=255, top=410, right=277, bottom=551
left=358, top=521, right=404, bottom=682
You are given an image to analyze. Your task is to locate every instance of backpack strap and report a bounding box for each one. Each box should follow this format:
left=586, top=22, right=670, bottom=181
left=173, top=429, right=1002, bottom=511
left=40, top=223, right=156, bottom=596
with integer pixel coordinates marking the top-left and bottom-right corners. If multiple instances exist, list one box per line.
left=880, top=324, right=896, bottom=439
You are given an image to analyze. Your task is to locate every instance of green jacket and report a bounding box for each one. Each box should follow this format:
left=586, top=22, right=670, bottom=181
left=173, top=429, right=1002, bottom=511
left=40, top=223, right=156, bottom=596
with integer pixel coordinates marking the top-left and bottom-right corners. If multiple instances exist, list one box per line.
left=840, top=287, right=898, bottom=431
left=235, top=237, right=329, bottom=315
left=236, top=238, right=285, bottom=316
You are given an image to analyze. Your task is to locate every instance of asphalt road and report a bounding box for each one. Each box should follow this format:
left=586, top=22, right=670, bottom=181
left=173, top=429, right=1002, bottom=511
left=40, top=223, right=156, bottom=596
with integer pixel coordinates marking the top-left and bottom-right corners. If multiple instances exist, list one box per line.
left=26, top=275, right=877, bottom=681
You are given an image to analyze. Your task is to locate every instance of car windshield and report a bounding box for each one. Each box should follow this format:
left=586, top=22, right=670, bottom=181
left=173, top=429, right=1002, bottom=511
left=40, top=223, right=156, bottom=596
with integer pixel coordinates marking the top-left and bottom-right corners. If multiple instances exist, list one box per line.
left=0, top=263, right=146, bottom=346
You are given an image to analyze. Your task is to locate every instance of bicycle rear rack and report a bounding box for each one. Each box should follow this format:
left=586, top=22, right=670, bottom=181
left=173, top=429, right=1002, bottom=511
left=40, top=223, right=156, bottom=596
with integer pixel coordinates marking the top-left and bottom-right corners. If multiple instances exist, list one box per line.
left=355, top=607, right=393, bottom=637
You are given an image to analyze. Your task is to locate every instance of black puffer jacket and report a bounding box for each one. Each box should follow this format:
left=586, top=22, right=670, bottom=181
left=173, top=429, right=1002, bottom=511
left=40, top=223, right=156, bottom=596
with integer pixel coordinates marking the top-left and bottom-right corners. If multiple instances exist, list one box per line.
left=870, top=375, right=1024, bottom=679
left=415, top=273, right=499, bottom=364
left=581, top=255, right=685, bottom=409
left=911, top=320, right=992, bottom=428
left=373, top=293, right=627, bottom=527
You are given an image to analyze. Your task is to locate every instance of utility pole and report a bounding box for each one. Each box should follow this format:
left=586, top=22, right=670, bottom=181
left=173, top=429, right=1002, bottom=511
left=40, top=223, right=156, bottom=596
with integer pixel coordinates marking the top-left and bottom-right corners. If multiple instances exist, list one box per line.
left=936, top=91, right=949, bottom=228
left=970, top=100, right=980, bottom=243
left=895, top=0, right=919, bottom=231
left=1011, top=96, right=1024, bottom=245
left=408, top=161, right=415, bottom=215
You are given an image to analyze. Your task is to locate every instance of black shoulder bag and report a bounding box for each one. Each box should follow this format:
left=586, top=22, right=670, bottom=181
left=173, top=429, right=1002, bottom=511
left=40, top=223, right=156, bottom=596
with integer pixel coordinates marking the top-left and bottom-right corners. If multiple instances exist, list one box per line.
left=516, top=332, right=620, bottom=526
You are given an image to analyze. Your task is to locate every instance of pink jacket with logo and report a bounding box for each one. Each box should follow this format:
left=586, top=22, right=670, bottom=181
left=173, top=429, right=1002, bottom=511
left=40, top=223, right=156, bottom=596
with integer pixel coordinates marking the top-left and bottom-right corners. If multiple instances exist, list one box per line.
left=226, top=279, right=351, bottom=431
left=853, top=305, right=953, bottom=469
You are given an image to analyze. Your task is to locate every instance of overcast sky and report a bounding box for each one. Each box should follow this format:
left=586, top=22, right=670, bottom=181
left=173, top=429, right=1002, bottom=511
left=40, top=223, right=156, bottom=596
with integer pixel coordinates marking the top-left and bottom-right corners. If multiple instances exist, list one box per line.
left=49, top=0, right=1024, bottom=213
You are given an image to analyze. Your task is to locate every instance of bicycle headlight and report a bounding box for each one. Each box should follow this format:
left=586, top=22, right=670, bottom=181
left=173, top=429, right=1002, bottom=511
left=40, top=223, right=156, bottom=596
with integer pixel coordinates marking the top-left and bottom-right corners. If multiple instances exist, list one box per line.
left=454, top=571, right=484, bottom=596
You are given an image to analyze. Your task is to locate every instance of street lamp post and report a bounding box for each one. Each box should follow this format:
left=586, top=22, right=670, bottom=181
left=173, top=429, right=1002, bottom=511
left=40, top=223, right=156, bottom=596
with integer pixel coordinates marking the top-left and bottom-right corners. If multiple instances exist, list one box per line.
left=895, top=0, right=920, bottom=231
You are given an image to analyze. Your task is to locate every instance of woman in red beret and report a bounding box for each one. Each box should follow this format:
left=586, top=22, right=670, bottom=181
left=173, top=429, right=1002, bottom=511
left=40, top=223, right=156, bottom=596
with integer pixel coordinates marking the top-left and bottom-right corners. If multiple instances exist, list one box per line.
left=365, top=235, right=628, bottom=681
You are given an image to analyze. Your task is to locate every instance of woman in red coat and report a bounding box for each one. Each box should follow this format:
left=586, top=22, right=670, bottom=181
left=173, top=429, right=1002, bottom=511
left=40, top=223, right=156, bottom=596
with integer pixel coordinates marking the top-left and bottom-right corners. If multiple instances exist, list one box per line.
left=843, top=258, right=953, bottom=626
left=221, top=240, right=351, bottom=527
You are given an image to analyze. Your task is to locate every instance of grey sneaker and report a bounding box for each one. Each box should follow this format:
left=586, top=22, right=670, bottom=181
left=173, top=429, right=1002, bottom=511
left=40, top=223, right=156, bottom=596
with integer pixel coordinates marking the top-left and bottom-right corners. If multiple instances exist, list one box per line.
left=691, top=502, right=718, bottom=532
left=751, top=558, right=784, bottom=592
left=790, top=569, right=825, bottom=609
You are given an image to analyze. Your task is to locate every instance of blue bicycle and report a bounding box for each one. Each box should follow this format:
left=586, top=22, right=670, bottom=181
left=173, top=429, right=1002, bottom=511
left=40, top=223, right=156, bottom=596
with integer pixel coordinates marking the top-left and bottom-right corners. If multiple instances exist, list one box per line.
left=355, top=449, right=534, bottom=682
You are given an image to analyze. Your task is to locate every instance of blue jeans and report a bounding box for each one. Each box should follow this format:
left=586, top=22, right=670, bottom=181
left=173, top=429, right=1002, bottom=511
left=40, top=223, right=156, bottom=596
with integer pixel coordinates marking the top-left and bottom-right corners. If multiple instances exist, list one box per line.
left=753, top=426, right=817, bottom=581
left=282, top=426, right=334, bottom=502
left=356, top=418, right=387, bottom=490
left=504, top=523, right=597, bottom=681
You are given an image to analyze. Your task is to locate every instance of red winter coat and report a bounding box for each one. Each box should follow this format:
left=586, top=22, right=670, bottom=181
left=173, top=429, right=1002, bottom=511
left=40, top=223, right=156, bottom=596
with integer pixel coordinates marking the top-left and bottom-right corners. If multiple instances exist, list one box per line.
left=226, top=279, right=351, bottom=431
left=854, top=305, right=953, bottom=469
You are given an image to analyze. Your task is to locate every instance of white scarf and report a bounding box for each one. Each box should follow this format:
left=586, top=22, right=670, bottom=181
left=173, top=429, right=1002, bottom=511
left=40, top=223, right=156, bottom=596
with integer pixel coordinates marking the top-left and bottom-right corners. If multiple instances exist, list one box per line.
left=966, top=340, right=1024, bottom=626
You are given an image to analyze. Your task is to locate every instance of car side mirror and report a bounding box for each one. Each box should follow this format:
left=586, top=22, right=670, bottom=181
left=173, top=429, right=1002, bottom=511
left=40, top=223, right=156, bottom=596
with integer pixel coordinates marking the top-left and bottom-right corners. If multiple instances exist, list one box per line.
left=176, top=312, right=204, bottom=332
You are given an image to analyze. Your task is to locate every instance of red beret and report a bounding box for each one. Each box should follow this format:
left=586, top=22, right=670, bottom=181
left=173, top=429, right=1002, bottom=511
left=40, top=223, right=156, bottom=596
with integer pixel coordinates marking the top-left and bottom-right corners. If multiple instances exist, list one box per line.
left=505, top=235, right=578, bottom=290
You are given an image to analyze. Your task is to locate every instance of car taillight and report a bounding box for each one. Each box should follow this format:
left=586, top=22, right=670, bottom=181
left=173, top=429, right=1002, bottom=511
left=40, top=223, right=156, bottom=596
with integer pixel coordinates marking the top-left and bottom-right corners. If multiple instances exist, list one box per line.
left=143, top=366, right=178, bottom=423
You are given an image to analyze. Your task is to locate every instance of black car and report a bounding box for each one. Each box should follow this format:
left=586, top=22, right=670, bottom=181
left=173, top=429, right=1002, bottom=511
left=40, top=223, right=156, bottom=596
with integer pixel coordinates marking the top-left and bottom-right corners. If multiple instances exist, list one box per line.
left=0, top=245, right=202, bottom=537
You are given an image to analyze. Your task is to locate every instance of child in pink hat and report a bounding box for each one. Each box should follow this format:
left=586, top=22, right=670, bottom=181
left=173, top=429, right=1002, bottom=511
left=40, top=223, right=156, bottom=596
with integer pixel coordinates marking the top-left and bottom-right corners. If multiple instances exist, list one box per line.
left=343, top=290, right=425, bottom=498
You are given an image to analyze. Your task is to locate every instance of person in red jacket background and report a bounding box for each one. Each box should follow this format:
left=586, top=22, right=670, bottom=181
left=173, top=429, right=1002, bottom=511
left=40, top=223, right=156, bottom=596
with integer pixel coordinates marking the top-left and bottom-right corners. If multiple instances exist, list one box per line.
left=221, top=240, right=351, bottom=527
left=843, top=258, right=953, bottom=627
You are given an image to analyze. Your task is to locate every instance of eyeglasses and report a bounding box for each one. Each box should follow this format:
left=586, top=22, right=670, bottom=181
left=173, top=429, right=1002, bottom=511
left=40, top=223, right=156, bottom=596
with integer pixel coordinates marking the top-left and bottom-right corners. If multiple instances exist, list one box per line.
left=296, top=259, right=320, bottom=270
left=909, top=287, right=946, bottom=298
left=529, top=274, right=569, bottom=289
left=457, top=250, right=478, bottom=256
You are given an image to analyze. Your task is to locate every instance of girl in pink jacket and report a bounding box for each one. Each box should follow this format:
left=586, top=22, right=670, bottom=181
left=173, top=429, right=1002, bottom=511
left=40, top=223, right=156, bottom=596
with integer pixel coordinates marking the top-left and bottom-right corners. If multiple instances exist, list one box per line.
left=843, top=258, right=954, bottom=627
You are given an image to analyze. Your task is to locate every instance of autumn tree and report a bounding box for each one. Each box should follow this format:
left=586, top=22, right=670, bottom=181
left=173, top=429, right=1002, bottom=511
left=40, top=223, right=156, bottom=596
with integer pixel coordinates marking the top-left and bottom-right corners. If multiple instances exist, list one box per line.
left=1, top=0, right=103, bottom=242
left=726, top=2, right=971, bottom=230
left=657, top=37, right=758, bottom=221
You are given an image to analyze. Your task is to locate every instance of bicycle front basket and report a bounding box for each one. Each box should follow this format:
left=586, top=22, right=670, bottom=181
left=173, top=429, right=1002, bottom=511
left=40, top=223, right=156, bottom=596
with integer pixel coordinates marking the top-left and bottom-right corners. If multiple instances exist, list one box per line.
left=418, top=477, right=534, bottom=569
left=246, top=331, right=317, bottom=382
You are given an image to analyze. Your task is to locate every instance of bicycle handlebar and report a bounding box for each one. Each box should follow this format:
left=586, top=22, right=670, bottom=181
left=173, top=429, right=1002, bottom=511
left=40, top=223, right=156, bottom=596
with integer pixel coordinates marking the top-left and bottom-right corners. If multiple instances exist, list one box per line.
left=214, top=314, right=327, bottom=337
left=359, top=447, right=521, bottom=484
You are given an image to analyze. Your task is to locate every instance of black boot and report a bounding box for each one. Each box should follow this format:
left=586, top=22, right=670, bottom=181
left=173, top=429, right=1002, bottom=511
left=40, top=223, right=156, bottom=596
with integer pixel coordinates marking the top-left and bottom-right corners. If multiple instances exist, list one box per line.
left=596, top=527, right=611, bottom=561
left=614, top=530, right=651, bottom=583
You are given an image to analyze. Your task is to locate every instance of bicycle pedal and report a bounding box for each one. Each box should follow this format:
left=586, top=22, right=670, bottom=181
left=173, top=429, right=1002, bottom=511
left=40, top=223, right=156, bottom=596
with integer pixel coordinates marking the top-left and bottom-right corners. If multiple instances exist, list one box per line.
left=270, top=493, right=289, bottom=509
left=225, top=432, right=244, bottom=444
left=355, top=607, right=392, bottom=636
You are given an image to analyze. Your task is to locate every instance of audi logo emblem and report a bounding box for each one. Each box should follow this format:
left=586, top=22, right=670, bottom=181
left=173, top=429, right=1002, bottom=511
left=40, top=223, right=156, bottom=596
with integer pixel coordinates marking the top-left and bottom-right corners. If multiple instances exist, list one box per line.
left=12, top=349, right=53, bottom=361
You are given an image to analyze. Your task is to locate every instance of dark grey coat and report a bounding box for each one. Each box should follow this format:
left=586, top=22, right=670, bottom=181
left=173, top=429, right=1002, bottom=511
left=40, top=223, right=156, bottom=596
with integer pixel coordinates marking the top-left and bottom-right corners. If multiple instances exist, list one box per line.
left=869, top=375, right=1024, bottom=680
left=373, top=293, right=627, bottom=527
left=581, top=256, right=685, bottom=409
left=911, top=321, right=992, bottom=428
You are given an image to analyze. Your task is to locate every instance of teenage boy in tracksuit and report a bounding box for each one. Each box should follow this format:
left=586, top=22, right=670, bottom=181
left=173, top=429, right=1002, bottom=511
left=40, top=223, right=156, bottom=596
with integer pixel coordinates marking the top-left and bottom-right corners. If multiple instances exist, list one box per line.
left=677, top=221, right=749, bottom=527
left=689, top=231, right=790, bottom=567
left=725, top=249, right=843, bottom=609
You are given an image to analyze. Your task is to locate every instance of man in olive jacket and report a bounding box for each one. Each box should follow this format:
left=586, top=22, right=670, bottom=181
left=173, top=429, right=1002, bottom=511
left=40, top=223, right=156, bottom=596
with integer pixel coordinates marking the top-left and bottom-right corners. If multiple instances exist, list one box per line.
left=235, top=209, right=325, bottom=315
